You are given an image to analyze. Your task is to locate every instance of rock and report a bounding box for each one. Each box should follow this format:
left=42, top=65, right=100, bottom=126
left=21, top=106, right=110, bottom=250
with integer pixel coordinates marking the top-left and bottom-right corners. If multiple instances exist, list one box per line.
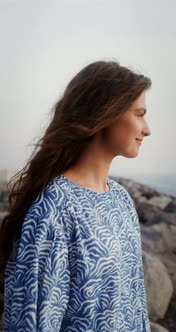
left=0, top=211, right=8, bottom=223
left=140, top=222, right=176, bottom=253
left=150, top=321, right=169, bottom=332
left=152, top=211, right=176, bottom=226
left=157, top=294, right=176, bottom=332
left=164, top=198, right=176, bottom=213
left=147, top=196, right=172, bottom=210
left=155, top=253, right=176, bottom=295
left=136, top=201, right=162, bottom=225
left=142, top=251, right=173, bottom=321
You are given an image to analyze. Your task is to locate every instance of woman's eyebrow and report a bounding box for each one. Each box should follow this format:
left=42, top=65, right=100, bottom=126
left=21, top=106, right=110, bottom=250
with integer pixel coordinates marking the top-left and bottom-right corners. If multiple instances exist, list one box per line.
left=136, top=108, right=147, bottom=114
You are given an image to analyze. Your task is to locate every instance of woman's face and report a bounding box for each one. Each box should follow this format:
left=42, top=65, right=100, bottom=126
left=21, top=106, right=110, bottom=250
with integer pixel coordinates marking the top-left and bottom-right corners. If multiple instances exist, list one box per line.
left=102, top=91, right=151, bottom=158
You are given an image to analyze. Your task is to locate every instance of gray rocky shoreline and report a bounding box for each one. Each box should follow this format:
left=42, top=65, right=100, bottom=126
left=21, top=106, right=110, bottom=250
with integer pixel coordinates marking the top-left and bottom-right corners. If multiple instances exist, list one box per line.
left=0, top=176, right=176, bottom=332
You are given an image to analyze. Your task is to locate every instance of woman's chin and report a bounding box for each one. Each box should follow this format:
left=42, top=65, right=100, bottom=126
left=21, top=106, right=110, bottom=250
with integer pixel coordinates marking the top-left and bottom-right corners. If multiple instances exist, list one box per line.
left=122, top=149, right=140, bottom=158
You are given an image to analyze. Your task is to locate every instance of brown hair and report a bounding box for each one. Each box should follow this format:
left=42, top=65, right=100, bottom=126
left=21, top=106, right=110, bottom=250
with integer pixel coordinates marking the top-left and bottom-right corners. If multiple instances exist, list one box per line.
left=0, top=59, right=152, bottom=275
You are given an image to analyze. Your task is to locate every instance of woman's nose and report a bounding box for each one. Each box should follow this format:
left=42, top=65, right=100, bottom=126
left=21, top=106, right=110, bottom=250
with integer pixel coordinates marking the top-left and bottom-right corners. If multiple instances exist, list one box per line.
left=142, top=122, right=151, bottom=137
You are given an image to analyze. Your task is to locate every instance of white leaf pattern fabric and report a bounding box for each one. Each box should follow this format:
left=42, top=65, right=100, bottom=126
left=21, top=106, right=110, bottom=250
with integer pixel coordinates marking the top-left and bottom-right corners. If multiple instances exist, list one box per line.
left=3, top=174, right=151, bottom=331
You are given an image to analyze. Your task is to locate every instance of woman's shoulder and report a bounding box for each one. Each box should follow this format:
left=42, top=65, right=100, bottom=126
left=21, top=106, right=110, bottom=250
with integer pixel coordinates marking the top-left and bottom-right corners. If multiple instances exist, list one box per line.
left=26, top=175, right=71, bottom=219
left=19, top=175, right=72, bottom=245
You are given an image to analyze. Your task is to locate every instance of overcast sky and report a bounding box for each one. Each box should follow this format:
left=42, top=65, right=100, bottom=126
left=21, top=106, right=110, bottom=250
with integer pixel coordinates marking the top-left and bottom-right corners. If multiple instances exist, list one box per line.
left=0, top=0, right=176, bottom=177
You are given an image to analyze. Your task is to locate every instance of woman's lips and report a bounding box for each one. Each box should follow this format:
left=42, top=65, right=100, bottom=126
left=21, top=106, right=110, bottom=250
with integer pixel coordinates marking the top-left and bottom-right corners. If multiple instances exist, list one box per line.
left=136, top=139, right=143, bottom=144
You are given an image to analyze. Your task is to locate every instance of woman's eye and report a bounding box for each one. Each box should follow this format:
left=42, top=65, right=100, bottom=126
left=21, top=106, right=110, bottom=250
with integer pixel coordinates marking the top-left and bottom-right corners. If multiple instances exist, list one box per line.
left=138, top=114, right=144, bottom=117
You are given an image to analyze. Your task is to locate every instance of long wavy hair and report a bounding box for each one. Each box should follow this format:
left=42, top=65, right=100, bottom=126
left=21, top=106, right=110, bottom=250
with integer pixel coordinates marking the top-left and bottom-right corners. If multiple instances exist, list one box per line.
left=0, top=59, right=152, bottom=277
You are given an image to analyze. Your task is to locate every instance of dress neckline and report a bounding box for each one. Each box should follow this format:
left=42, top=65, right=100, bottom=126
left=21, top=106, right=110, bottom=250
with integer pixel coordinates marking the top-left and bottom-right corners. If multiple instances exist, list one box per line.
left=58, top=174, right=113, bottom=196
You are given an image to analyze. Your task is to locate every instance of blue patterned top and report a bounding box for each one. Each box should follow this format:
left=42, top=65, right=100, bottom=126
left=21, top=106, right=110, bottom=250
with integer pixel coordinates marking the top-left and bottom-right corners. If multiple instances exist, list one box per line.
left=3, top=174, right=151, bottom=331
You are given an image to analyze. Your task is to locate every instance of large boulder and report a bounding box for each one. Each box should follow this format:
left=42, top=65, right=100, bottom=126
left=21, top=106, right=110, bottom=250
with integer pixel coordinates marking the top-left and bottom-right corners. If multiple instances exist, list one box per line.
left=140, top=222, right=176, bottom=253
left=142, top=251, right=173, bottom=321
left=155, top=252, right=176, bottom=295
left=150, top=321, right=169, bottom=332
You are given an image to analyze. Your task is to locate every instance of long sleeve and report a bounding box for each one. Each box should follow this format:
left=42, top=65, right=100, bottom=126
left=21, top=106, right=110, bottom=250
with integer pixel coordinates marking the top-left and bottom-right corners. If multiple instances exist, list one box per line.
left=3, top=189, right=70, bottom=331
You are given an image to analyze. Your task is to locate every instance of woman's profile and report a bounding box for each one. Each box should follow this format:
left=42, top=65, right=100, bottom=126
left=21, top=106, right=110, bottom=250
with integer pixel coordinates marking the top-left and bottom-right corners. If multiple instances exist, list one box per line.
left=0, top=59, right=152, bottom=331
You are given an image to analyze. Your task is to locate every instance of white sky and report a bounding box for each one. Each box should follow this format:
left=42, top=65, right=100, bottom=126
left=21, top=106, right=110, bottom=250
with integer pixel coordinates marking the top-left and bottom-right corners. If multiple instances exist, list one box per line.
left=0, top=0, right=176, bottom=176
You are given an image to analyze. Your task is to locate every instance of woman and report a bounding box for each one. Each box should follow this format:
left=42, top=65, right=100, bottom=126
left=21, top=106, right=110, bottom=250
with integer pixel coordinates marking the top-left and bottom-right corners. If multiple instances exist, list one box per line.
left=0, top=59, right=152, bottom=331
